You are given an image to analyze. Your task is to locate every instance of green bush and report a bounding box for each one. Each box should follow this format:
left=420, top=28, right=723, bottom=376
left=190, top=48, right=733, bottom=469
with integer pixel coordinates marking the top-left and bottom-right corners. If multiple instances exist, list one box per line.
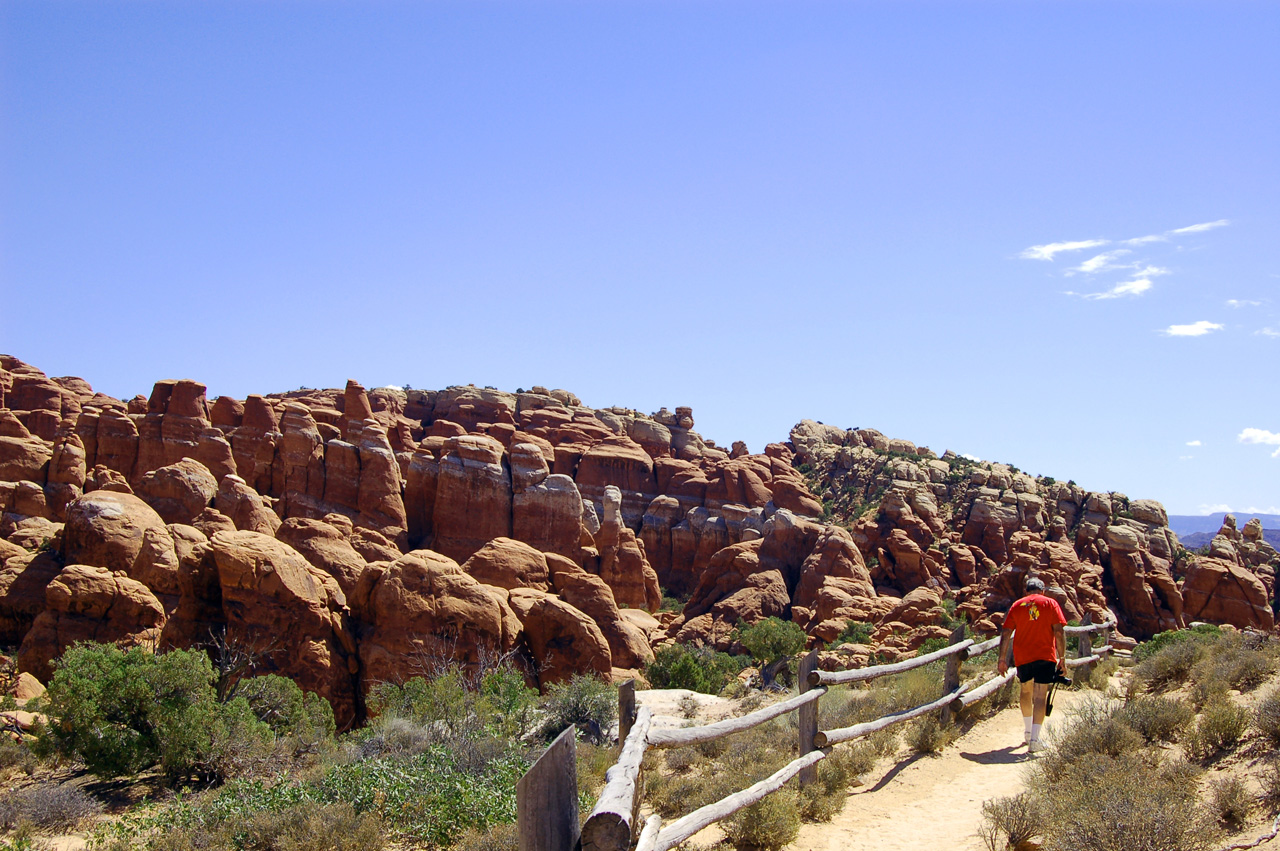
left=645, top=644, right=749, bottom=695
left=736, top=618, right=807, bottom=685
left=235, top=674, right=336, bottom=743
left=836, top=621, right=873, bottom=645
left=722, top=788, right=800, bottom=851
left=906, top=715, right=954, bottom=755
left=540, top=676, right=616, bottom=744
left=1135, top=639, right=1205, bottom=692
left=41, top=644, right=227, bottom=779
left=0, top=737, right=36, bottom=778
left=1133, top=625, right=1221, bottom=662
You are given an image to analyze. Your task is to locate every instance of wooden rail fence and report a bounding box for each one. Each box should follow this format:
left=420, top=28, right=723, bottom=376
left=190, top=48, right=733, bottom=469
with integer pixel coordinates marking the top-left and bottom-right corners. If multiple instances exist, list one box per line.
left=517, top=614, right=1116, bottom=851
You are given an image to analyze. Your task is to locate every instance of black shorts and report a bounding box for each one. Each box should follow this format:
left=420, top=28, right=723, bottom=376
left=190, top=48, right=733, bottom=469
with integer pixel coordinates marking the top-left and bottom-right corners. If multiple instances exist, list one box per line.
left=1017, top=660, right=1059, bottom=684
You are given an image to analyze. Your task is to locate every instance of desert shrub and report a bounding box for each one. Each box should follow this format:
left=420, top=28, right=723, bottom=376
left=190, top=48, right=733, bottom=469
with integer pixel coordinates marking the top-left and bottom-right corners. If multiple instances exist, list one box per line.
left=452, top=821, right=518, bottom=851
left=540, top=676, right=616, bottom=744
left=574, top=740, right=616, bottom=810
left=1209, top=775, right=1252, bottom=830
left=1035, top=752, right=1213, bottom=851
left=1118, top=695, right=1194, bottom=743
left=1256, top=687, right=1280, bottom=746
left=125, top=801, right=383, bottom=851
left=478, top=666, right=540, bottom=739
left=1185, top=698, right=1250, bottom=761
left=1191, top=633, right=1276, bottom=701
left=1135, top=639, right=1205, bottom=692
left=0, top=737, right=36, bottom=778
left=40, top=644, right=231, bottom=780
left=722, top=788, right=800, bottom=851
left=366, top=669, right=472, bottom=732
left=1261, top=759, right=1280, bottom=814
left=645, top=644, right=749, bottom=695
left=799, top=745, right=860, bottom=822
left=906, top=714, right=955, bottom=755
left=1038, top=698, right=1143, bottom=782
left=664, top=747, right=700, bottom=772
left=841, top=740, right=879, bottom=777
left=0, top=782, right=102, bottom=833
left=235, top=674, right=337, bottom=743
left=1072, top=656, right=1119, bottom=691
left=836, top=621, right=873, bottom=646
left=678, top=694, right=700, bottom=719
left=978, top=793, right=1043, bottom=851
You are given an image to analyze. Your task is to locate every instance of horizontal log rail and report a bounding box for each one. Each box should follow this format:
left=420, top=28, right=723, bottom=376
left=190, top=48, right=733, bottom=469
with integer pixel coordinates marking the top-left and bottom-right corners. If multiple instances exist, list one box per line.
left=650, top=750, right=829, bottom=851
left=1065, top=645, right=1112, bottom=668
left=968, top=636, right=1002, bottom=656
left=958, top=669, right=1017, bottom=707
left=1064, top=616, right=1116, bottom=635
left=647, top=687, right=826, bottom=748
left=814, top=680, right=974, bottom=747
left=810, top=638, right=975, bottom=686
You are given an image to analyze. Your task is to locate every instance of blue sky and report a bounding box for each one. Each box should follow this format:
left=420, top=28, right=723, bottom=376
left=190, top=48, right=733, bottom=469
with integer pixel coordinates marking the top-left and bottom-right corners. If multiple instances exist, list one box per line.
left=2, top=1, right=1277, bottom=515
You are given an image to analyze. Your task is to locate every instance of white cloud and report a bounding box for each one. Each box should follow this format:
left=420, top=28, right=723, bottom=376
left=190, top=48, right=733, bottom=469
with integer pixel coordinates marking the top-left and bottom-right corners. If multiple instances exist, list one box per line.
left=960, top=453, right=981, bottom=462
left=1186, top=440, right=1202, bottom=446
left=1171, top=219, right=1230, bottom=234
left=1242, top=505, right=1280, bottom=514
left=1179, top=455, right=1194, bottom=460
left=1199, top=503, right=1234, bottom=514
left=1239, top=428, right=1280, bottom=458
left=1163, top=320, right=1224, bottom=336
left=1020, top=239, right=1109, bottom=261
left=1225, top=299, right=1261, bottom=308
left=1122, top=233, right=1168, bottom=246
left=1257, top=327, right=1280, bottom=337
left=1068, top=249, right=1133, bottom=275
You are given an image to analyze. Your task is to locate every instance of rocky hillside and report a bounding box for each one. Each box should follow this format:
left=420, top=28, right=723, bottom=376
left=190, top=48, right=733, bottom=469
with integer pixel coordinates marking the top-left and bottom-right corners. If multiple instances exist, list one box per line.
left=0, top=354, right=1276, bottom=725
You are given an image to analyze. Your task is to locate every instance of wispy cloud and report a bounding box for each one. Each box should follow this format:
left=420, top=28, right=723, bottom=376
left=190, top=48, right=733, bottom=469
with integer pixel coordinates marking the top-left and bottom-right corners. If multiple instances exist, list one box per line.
left=1199, top=503, right=1234, bottom=514
left=1186, top=440, right=1202, bottom=446
left=1163, top=320, right=1224, bottom=336
left=1243, top=505, right=1280, bottom=514
left=1020, top=239, right=1110, bottom=261
left=1123, top=233, right=1168, bottom=246
left=1068, top=249, right=1132, bottom=275
left=1226, top=299, right=1261, bottom=308
left=1070, top=266, right=1169, bottom=300
left=1238, top=427, right=1280, bottom=458
left=1171, top=219, right=1230, bottom=234
left=1257, top=328, right=1280, bottom=337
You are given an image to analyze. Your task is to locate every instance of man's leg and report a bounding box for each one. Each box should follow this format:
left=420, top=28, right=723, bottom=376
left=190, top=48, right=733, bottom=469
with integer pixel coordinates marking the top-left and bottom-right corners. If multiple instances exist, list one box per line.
left=1029, top=682, right=1051, bottom=749
left=1019, top=681, right=1035, bottom=744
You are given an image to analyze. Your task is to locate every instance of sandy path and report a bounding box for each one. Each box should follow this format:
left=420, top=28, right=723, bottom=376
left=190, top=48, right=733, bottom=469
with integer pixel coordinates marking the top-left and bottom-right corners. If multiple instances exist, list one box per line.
left=788, top=691, right=1088, bottom=851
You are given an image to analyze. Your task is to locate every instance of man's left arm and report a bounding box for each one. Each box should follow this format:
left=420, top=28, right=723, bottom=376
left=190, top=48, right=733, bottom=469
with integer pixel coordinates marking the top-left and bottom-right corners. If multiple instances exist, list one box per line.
left=1054, top=623, right=1067, bottom=671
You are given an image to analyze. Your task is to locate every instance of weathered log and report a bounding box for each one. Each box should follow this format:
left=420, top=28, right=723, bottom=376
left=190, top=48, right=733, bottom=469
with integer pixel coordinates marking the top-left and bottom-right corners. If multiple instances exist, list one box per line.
left=958, top=670, right=1016, bottom=707
left=581, top=705, right=652, bottom=851
left=652, top=750, right=828, bottom=851
left=810, top=638, right=975, bottom=687
left=967, top=636, right=1002, bottom=657
left=939, top=625, right=966, bottom=726
left=634, top=814, right=662, bottom=851
left=1064, top=616, right=1116, bottom=635
left=1065, top=647, right=1110, bottom=668
left=798, top=649, right=820, bottom=786
left=618, top=679, right=636, bottom=745
left=646, top=688, right=826, bottom=748
left=815, top=681, right=973, bottom=747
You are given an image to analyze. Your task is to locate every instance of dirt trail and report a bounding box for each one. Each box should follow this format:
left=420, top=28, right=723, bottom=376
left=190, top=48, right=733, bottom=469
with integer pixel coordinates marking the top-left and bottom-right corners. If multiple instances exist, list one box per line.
left=788, top=690, right=1090, bottom=851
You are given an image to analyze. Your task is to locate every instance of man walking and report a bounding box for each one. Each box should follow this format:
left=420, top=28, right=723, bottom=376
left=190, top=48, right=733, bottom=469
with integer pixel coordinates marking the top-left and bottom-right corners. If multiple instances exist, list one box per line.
left=997, top=577, right=1067, bottom=752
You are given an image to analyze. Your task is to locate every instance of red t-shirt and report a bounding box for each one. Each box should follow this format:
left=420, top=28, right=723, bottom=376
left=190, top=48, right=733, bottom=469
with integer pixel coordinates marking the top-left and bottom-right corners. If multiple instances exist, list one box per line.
left=1002, top=593, right=1067, bottom=666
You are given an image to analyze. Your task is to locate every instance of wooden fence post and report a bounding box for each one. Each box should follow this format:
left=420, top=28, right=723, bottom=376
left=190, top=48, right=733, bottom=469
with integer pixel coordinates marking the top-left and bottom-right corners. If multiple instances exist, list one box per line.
left=517, top=726, right=580, bottom=851
left=618, top=679, right=636, bottom=746
left=939, top=624, right=966, bottom=726
left=1077, top=613, right=1093, bottom=679
left=797, top=649, right=820, bottom=787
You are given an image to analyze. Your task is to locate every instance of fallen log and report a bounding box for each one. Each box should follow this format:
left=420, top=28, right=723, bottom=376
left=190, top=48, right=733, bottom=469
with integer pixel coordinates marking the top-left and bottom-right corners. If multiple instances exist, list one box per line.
left=647, top=688, right=825, bottom=748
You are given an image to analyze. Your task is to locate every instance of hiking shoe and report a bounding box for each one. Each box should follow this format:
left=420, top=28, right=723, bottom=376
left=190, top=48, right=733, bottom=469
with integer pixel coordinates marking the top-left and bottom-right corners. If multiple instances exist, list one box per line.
left=1028, top=740, right=1046, bottom=754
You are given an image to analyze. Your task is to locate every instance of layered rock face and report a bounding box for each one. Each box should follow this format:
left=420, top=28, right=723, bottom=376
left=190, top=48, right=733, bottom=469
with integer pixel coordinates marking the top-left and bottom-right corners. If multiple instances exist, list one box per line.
left=789, top=420, right=1279, bottom=644
left=2, top=353, right=1275, bottom=725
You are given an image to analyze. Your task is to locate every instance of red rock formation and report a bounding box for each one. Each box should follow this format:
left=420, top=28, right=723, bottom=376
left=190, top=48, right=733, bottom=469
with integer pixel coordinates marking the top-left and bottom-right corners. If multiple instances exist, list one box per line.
left=461, top=537, right=551, bottom=592
left=507, top=588, right=612, bottom=687
left=135, top=458, right=219, bottom=525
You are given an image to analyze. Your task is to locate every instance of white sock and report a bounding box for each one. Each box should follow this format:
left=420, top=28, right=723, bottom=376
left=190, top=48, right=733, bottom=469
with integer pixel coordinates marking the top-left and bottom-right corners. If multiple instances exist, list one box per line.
left=1031, top=723, right=1043, bottom=742
left=1023, top=717, right=1033, bottom=740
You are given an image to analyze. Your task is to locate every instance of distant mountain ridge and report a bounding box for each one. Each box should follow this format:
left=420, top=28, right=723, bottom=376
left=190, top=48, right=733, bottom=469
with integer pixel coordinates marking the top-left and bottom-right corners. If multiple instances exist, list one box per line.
left=1167, top=512, right=1280, bottom=536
